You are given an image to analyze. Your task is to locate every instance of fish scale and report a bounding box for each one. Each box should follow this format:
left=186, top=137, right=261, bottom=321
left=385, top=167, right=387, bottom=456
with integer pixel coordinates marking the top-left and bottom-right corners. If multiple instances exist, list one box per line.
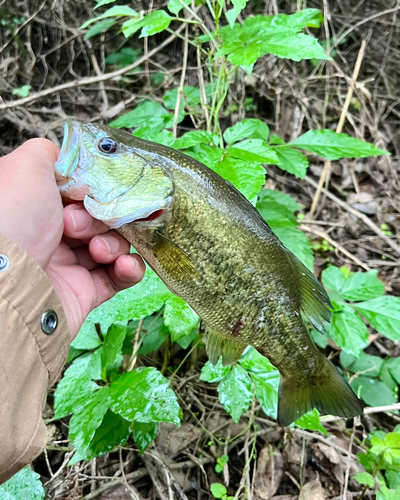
left=55, top=119, right=363, bottom=426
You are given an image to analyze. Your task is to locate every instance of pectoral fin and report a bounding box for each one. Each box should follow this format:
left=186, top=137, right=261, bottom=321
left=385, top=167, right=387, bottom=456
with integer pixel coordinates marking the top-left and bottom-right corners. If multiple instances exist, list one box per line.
left=204, top=329, right=247, bottom=366
left=153, top=231, right=201, bottom=282
left=290, top=255, right=332, bottom=333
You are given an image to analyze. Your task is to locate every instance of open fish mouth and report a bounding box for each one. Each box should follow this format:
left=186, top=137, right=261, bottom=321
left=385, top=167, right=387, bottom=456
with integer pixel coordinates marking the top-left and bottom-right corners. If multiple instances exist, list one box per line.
left=55, top=120, right=81, bottom=183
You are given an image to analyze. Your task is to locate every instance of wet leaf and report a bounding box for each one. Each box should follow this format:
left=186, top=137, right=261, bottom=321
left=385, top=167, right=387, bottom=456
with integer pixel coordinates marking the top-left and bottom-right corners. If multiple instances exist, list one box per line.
left=354, top=296, right=400, bottom=341
left=110, top=367, right=180, bottom=425
left=0, top=467, right=44, bottom=500
left=295, top=409, right=329, bottom=436
left=273, top=145, right=309, bottom=178
left=329, top=309, right=369, bottom=356
left=351, top=376, right=396, bottom=407
left=71, top=321, right=102, bottom=350
left=252, top=371, right=279, bottom=418
left=289, top=129, right=389, bottom=160
left=164, top=296, right=200, bottom=342
left=133, top=421, right=158, bottom=454
left=200, top=358, right=231, bottom=383
left=218, top=364, right=253, bottom=423
left=101, top=323, right=127, bottom=378
left=340, top=270, right=385, bottom=301
left=223, top=119, right=270, bottom=144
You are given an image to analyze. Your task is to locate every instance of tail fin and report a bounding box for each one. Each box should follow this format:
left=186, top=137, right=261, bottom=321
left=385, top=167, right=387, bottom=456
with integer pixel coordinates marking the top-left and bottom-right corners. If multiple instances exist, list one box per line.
left=278, top=356, right=363, bottom=426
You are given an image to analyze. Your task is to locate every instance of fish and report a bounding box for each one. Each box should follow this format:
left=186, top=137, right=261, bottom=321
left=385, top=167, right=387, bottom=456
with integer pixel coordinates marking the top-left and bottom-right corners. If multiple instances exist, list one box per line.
left=54, top=119, right=363, bottom=426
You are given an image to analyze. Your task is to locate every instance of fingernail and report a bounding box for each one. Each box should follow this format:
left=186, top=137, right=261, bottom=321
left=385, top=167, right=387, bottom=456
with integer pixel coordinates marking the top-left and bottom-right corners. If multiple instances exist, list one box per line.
left=71, top=209, right=92, bottom=232
left=100, top=236, right=119, bottom=254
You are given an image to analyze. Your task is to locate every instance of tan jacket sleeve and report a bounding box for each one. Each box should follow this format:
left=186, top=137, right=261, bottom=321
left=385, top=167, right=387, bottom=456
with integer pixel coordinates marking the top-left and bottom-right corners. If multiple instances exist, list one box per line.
left=0, top=233, right=70, bottom=484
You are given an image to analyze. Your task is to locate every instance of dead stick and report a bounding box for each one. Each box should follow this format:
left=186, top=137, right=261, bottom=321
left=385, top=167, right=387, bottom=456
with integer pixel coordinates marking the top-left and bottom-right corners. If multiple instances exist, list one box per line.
left=304, top=175, right=400, bottom=257
left=309, top=40, right=367, bottom=219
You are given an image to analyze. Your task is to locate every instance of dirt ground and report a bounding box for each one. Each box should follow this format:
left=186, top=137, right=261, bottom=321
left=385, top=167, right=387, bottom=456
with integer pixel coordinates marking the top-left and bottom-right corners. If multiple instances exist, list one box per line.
left=1, top=0, right=400, bottom=498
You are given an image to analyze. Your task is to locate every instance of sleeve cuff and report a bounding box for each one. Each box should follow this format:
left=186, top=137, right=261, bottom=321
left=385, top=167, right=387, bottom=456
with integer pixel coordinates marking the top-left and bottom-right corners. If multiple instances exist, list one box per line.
left=0, top=233, right=70, bottom=385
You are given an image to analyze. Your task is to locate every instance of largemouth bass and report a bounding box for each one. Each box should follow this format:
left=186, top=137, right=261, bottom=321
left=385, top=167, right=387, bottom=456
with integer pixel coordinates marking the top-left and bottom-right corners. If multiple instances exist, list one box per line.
left=55, top=120, right=363, bottom=426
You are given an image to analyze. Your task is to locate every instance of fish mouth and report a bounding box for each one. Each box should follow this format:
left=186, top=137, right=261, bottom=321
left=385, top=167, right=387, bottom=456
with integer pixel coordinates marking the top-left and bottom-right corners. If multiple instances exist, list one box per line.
left=55, top=120, right=81, bottom=183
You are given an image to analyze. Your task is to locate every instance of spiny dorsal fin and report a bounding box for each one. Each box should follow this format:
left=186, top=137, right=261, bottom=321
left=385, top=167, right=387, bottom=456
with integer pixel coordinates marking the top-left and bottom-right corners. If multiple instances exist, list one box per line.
left=153, top=231, right=201, bottom=283
left=290, top=254, right=332, bottom=333
left=204, top=329, right=247, bottom=366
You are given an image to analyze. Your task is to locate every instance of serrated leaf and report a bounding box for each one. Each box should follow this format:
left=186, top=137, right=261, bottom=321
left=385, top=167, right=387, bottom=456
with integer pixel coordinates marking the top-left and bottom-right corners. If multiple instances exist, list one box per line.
left=213, top=156, right=266, bottom=200
left=269, top=8, right=324, bottom=29
left=223, top=119, right=270, bottom=144
left=54, top=354, right=99, bottom=419
left=351, top=376, right=396, bottom=407
left=200, top=358, right=231, bottom=383
left=0, top=467, right=44, bottom=500
left=164, top=296, right=200, bottom=342
left=289, top=130, right=389, bottom=160
left=227, top=138, right=279, bottom=163
left=110, top=367, right=180, bottom=425
left=110, top=100, right=172, bottom=130
left=69, top=410, right=130, bottom=464
left=132, top=421, right=158, bottom=454
left=101, top=323, right=127, bottom=377
left=71, top=321, right=102, bottom=350
left=69, top=386, right=111, bottom=458
left=174, top=130, right=217, bottom=149
left=168, top=0, right=191, bottom=15
left=353, top=472, right=375, bottom=488
left=272, top=146, right=309, bottom=178
left=295, top=409, right=329, bottom=436
left=84, top=18, right=115, bottom=39
left=84, top=268, right=173, bottom=333
left=252, top=371, right=279, bottom=418
left=354, top=296, right=400, bottom=342
left=270, top=223, right=314, bottom=271
left=80, top=5, right=138, bottom=30
left=218, top=365, right=253, bottom=423
left=329, top=310, right=369, bottom=356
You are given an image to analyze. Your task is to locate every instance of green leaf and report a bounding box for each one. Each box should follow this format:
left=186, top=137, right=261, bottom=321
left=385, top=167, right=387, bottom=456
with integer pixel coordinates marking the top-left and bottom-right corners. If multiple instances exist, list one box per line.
left=225, top=0, right=248, bottom=28
left=295, top=409, right=329, bottom=436
left=386, top=471, right=400, bottom=490
left=0, top=467, right=44, bottom=500
left=132, top=421, right=158, bottom=454
left=70, top=410, right=131, bottom=464
left=84, top=18, right=115, bottom=39
left=174, top=131, right=217, bottom=149
left=218, top=364, right=253, bottom=423
left=94, top=0, right=117, bottom=8
left=110, top=100, right=172, bottom=130
left=227, top=139, right=279, bottom=163
left=69, top=386, right=111, bottom=459
left=257, top=188, right=301, bottom=212
left=186, top=144, right=224, bottom=169
left=200, top=358, right=231, bottom=383
left=164, top=85, right=214, bottom=115
left=80, top=5, right=138, bottom=30
left=71, top=321, right=102, bottom=350
left=210, top=483, right=227, bottom=499
left=139, top=10, right=172, bottom=38
left=132, top=317, right=169, bottom=356
left=177, top=329, right=198, bottom=349
left=289, top=130, right=389, bottom=160
left=223, top=119, right=270, bottom=144
left=168, top=0, right=191, bottom=15
left=164, top=296, right=200, bottom=342
left=353, top=472, right=375, bottom=488
left=340, top=270, right=385, bottom=301
left=213, top=156, right=266, bottom=200
left=269, top=9, right=324, bottom=29
left=239, top=346, right=277, bottom=373
left=85, top=268, right=173, bottom=333
left=101, top=323, right=127, bottom=378
left=322, top=266, right=346, bottom=295
left=272, top=146, right=309, bottom=178
left=11, top=85, right=31, bottom=98
left=382, top=358, right=400, bottom=386
left=377, top=485, right=400, bottom=500
left=54, top=354, right=99, bottom=419
left=354, top=296, right=400, bottom=342
left=343, top=351, right=383, bottom=378
left=329, top=309, right=369, bottom=356
left=351, top=376, right=396, bottom=407
left=105, top=47, right=141, bottom=66
left=110, top=367, right=180, bottom=425
left=252, top=371, right=279, bottom=418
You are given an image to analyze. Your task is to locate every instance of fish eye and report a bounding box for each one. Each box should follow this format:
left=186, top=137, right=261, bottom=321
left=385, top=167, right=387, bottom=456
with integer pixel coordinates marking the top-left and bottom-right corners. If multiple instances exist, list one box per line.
left=98, top=137, right=118, bottom=154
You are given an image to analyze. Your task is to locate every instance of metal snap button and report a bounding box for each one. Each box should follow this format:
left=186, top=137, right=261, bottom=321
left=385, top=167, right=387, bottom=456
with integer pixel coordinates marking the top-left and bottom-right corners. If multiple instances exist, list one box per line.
left=41, top=310, right=58, bottom=335
left=0, top=254, right=10, bottom=272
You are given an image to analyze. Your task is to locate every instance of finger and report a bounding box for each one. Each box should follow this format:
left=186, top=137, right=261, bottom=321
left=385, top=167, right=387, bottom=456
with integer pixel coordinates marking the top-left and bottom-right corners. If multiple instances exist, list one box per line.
left=63, top=203, right=110, bottom=240
left=90, top=254, right=145, bottom=306
left=89, top=232, right=131, bottom=264
left=73, top=246, right=100, bottom=271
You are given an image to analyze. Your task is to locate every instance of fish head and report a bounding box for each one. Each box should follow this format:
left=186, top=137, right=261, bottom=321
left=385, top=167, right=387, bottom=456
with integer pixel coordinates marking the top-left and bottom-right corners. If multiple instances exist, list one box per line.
left=55, top=120, right=173, bottom=228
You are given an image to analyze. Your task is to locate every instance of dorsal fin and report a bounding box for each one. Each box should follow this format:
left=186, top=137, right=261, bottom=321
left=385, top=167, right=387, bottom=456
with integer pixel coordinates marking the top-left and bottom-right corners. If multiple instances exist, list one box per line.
left=290, top=255, right=332, bottom=333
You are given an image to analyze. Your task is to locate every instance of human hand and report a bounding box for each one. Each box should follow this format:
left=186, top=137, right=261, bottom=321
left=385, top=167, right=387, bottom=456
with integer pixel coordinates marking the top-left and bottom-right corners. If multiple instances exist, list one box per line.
left=0, top=138, right=145, bottom=340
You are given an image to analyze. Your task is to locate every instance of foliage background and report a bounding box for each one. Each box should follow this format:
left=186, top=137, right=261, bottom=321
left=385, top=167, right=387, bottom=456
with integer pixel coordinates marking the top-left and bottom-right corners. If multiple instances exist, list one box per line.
left=2, top=0, right=400, bottom=499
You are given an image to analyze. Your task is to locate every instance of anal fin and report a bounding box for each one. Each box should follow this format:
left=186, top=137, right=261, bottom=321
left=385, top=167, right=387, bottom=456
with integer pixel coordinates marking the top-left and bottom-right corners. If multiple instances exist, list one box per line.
left=204, top=329, right=247, bottom=366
